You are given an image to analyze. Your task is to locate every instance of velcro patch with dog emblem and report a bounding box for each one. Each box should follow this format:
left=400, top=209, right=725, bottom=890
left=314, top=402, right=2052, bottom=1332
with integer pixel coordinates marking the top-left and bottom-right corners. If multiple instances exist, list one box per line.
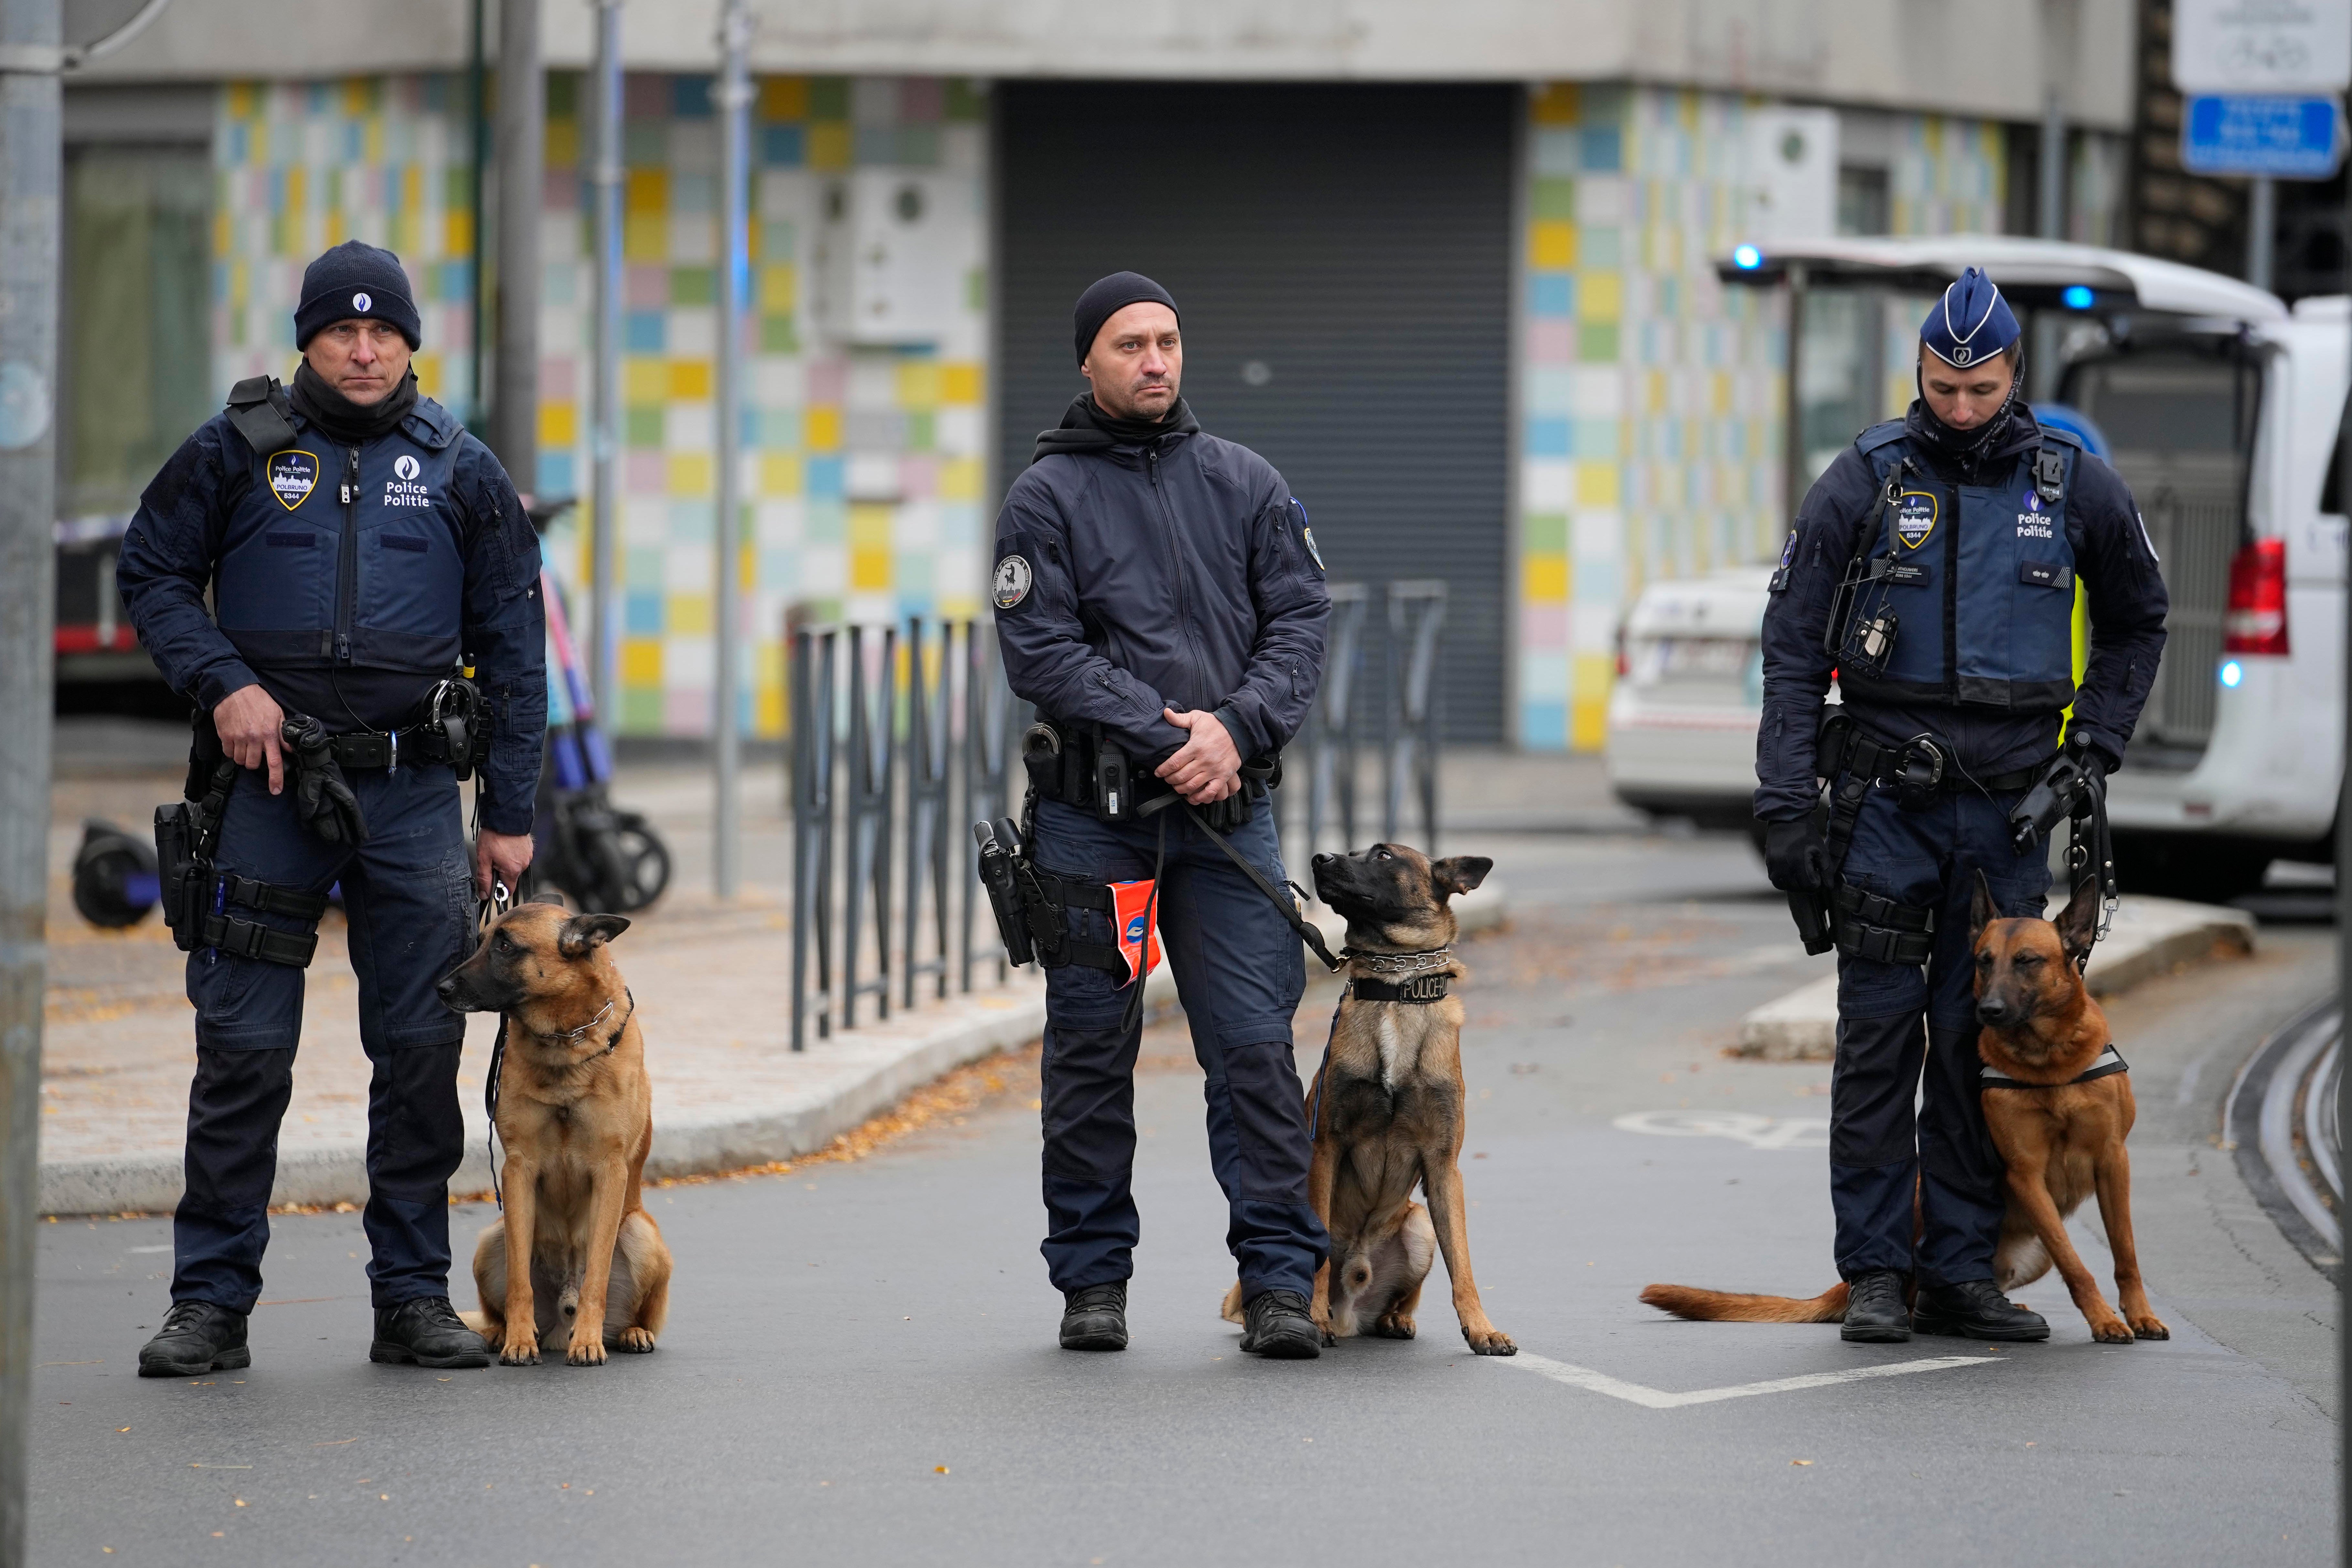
left=992, top=552, right=1032, bottom=610
left=268, top=450, right=320, bottom=511
left=1893, top=491, right=1937, bottom=549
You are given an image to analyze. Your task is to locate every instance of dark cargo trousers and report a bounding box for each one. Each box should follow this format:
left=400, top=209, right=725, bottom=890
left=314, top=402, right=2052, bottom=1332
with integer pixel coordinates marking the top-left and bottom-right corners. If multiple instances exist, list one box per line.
left=172, top=761, right=477, bottom=1314
left=1831, top=784, right=2050, bottom=1287
left=1029, top=795, right=1330, bottom=1300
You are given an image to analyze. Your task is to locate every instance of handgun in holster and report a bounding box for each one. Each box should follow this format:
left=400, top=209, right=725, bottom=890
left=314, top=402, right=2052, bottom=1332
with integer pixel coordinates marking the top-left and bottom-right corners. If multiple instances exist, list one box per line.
left=973, top=817, right=1038, bottom=968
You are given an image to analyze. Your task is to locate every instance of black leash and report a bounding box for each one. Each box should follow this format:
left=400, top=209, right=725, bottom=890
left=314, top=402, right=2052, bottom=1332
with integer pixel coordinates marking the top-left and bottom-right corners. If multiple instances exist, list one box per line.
left=1135, top=792, right=1342, bottom=972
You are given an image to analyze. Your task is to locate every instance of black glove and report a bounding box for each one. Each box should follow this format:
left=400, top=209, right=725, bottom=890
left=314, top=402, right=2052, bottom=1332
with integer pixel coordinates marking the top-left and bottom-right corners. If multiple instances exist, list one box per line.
left=281, top=714, right=370, bottom=846
left=1762, top=816, right=1828, bottom=894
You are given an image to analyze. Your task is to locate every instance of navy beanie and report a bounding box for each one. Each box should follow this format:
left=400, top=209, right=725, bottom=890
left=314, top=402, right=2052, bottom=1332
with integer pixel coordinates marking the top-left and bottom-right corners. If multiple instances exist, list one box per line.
left=294, top=240, right=422, bottom=350
left=1073, top=271, right=1178, bottom=367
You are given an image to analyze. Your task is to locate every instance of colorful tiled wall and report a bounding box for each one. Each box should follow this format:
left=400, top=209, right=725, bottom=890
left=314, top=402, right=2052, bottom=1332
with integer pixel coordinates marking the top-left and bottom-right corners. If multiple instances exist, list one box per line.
left=1516, top=84, right=2009, bottom=752
left=213, top=72, right=989, bottom=740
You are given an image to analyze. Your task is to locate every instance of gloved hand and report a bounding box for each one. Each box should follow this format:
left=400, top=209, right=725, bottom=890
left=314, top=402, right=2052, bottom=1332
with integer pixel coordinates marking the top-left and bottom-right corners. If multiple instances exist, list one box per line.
left=281, top=714, right=370, bottom=846
left=1762, top=816, right=1829, bottom=894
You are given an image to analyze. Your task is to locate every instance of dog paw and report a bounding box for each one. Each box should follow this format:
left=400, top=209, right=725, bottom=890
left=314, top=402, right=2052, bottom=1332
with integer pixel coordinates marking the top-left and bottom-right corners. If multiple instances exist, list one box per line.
left=614, top=1327, right=657, bottom=1354
left=498, top=1338, right=539, bottom=1367
left=2127, top=1314, right=2170, bottom=1341
left=1370, top=1313, right=1417, bottom=1340
left=2090, top=1317, right=2135, bottom=1345
left=1463, top=1326, right=1516, bottom=1357
left=566, top=1337, right=608, bottom=1367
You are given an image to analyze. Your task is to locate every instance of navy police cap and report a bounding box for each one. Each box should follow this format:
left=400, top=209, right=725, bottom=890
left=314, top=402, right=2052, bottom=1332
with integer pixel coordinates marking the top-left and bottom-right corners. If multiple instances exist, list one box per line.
left=1919, top=267, right=2019, bottom=369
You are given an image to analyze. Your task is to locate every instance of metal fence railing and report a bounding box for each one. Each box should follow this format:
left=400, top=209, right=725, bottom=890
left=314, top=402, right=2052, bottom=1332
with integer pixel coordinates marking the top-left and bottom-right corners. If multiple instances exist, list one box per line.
left=1284, top=579, right=1446, bottom=863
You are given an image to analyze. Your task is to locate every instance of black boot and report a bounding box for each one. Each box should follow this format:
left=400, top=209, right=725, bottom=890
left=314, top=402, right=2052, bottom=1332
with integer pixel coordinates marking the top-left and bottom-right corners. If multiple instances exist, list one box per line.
left=137, top=1300, right=251, bottom=1378
left=369, top=1296, right=492, bottom=1369
left=1913, top=1278, right=2050, bottom=1342
left=1060, top=1282, right=1129, bottom=1351
left=1840, top=1270, right=1911, bottom=1343
left=1238, top=1289, right=1321, bottom=1360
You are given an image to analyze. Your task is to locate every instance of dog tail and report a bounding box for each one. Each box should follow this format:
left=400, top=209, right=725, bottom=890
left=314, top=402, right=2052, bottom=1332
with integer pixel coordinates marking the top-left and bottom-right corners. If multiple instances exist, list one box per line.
left=1637, top=1280, right=1850, bottom=1324
left=458, top=1308, right=497, bottom=1337
left=1219, top=1280, right=1246, bottom=1324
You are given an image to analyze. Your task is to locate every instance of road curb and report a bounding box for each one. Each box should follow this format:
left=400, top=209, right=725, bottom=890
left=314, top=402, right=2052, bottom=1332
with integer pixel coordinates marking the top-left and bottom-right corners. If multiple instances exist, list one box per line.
left=1731, top=894, right=2256, bottom=1061
left=2223, top=995, right=2342, bottom=1280
left=37, top=883, right=1507, bottom=1215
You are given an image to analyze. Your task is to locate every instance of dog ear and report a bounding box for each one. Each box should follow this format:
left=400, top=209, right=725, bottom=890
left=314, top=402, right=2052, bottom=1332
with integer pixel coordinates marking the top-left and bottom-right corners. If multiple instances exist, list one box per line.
left=1431, top=856, right=1492, bottom=899
left=2054, top=875, right=2101, bottom=966
left=559, top=912, right=632, bottom=958
left=1968, top=868, right=2000, bottom=949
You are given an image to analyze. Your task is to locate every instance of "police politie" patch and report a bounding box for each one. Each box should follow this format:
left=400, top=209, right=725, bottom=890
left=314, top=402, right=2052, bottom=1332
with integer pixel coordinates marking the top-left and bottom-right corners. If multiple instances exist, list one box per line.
left=1893, top=491, right=1938, bottom=549
left=268, top=450, right=319, bottom=511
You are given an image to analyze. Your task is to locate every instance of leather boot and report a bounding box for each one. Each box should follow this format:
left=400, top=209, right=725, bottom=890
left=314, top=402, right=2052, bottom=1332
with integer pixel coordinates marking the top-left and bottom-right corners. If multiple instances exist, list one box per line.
left=1238, top=1289, right=1321, bottom=1359
left=1840, top=1270, right=1911, bottom=1343
left=1060, top=1282, right=1129, bottom=1351
left=138, top=1300, right=251, bottom=1377
left=1913, top=1278, right=2050, bottom=1342
left=369, top=1296, right=492, bottom=1369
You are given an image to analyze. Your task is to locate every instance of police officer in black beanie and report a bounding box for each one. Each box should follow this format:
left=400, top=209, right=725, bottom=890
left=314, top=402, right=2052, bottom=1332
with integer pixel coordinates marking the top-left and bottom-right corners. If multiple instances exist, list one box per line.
left=994, top=272, right=1334, bottom=1357
left=116, top=239, right=548, bottom=1375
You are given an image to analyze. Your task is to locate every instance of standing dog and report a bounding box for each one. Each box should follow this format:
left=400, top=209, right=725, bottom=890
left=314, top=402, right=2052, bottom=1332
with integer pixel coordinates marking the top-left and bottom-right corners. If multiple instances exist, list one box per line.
left=1221, top=843, right=1514, bottom=1355
left=436, top=900, right=673, bottom=1366
left=1639, top=874, right=2167, bottom=1344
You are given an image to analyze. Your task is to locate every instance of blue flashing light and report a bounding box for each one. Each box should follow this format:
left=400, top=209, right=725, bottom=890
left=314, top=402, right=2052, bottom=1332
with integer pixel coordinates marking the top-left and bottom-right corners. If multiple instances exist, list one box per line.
left=2219, top=658, right=2244, bottom=688
left=1731, top=244, right=1763, bottom=271
left=2062, top=284, right=2095, bottom=310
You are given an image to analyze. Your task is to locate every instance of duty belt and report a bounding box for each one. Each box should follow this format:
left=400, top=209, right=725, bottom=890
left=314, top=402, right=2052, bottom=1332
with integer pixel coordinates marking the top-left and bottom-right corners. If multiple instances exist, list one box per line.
left=325, top=721, right=466, bottom=772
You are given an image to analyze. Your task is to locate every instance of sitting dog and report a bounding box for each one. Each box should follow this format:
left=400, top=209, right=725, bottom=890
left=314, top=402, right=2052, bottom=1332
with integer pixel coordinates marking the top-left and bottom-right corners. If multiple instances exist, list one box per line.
left=1640, top=873, right=2167, bottom=1344
left=436, top=899, right=673, bottom=1366
left=1221, top=843, right=1514, bottom=1355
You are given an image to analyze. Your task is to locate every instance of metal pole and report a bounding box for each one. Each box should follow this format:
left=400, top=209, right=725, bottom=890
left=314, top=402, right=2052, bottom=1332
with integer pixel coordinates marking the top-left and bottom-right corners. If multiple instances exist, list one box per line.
left=1781, top=262, right=1809, bottom=527
left=0, top=6, right=62, bottom=1562
left=712, top=0, right=750, bottom=897
left=466, top=0, right=487, bottom=425
left=2037, top=84, right=2066, bottom=242
left=587, top=0, right=623, bottom=728
left=2247, top=176, right=2277, bottom=293
left=491, top=0, right=543, bottom=490
left=2337, top=142, right=2351, bottom=1568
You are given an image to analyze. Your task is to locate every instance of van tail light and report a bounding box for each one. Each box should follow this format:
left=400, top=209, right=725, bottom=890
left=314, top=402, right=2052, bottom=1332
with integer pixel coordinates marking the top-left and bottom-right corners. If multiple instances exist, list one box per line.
left=2223, top=537, right=2289, bottom=656
left=1615, top=624, right=1628, bottom=678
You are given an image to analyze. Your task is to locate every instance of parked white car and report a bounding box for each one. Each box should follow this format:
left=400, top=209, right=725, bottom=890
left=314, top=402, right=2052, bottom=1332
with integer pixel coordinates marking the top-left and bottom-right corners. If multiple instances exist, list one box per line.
left=1608, top=238, right=2345, bottom=900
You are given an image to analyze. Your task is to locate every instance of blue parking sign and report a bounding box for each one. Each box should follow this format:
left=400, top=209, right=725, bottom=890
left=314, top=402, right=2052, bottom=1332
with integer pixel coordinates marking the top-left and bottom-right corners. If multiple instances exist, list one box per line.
left=2181, top=95, right=2346, bottom=178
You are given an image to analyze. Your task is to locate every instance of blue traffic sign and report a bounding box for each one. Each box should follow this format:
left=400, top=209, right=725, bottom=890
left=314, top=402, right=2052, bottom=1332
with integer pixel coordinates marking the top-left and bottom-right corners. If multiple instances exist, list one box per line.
left=2181, top=94, right=2345, bottom=179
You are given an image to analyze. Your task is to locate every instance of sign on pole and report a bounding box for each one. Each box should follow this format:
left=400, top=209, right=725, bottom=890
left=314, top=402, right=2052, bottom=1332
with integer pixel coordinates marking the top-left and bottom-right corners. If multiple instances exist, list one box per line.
left=2181, top=93, right=2349, bottom=176
left=2174, top=0, right=2352, bottom=96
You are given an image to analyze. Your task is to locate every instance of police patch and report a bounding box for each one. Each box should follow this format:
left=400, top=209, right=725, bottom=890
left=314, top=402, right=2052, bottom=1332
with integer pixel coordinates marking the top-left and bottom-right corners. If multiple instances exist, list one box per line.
left=268, top=450, right=319, bottom=511
left=1301, top=525, right=1325, bottom=572
left=1894, top=491, right=1938, bottom=549
left=992, top=553, right=1032, bottom=610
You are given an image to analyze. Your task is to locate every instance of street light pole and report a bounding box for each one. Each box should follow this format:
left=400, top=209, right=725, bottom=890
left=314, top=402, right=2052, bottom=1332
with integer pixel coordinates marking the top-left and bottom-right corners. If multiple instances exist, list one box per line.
left=0, top=2, right=62, bottom=1560
left=491, top=0, right=542, bottom=493
left=588, top=0, right=623, bottom=727
left=712, top=0, right=749, bottom=898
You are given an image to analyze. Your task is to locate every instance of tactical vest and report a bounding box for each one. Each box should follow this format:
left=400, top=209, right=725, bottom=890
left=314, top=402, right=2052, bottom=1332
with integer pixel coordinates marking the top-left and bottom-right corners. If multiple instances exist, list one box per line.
left=1833, top=421, right=2080, bottom=712
left=213, top=377, right=471, bottom=680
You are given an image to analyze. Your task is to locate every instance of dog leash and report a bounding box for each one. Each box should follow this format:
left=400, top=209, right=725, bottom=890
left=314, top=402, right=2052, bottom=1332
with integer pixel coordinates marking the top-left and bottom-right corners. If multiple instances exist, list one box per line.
left=1134, top=793, right=1342, bottom=972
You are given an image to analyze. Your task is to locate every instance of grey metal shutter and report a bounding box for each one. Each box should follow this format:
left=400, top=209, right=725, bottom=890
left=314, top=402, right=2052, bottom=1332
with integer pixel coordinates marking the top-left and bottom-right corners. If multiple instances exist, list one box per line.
left=995, top=81, right=1516, bottom=743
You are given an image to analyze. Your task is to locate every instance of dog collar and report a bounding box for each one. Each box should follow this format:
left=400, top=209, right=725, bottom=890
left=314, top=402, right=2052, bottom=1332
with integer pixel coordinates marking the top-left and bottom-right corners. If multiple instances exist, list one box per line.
left=1981, top=1043, right=2126, bottom=1088
left=1348, top=973, right=1450, bottom=1004
left=527, top=987, right=637, bottom=1056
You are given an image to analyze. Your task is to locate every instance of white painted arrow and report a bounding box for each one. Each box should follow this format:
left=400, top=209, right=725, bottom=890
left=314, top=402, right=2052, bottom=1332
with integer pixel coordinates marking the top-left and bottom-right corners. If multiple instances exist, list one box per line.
left=1501, top=1350, right=2001, bottom=1409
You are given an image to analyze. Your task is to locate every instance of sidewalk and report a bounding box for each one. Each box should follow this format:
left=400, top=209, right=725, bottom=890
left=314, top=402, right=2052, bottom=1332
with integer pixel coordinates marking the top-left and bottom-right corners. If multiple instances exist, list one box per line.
left=36, top=731, right=1517, bottom=1214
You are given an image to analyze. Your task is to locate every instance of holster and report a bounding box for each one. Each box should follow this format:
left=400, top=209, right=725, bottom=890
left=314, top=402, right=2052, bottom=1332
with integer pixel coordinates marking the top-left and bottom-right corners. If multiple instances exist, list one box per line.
left=155, top=716, right=328, bottom=968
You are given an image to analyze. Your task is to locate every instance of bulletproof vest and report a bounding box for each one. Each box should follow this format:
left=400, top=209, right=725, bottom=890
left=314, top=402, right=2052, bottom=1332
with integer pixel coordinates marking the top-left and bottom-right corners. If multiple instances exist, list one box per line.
left=1835, top=421, right=2080, bottom=713
left=212, top=377, right=469, bottom=678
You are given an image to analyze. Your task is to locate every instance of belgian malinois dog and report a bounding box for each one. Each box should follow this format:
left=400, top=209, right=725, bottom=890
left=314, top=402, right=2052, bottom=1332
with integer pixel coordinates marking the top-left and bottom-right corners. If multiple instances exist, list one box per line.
left=1641, top=873, right=2167, bottom=1344
left=1219, top=843, right=1514, bottom=1355
left=437, top=900, right=673, bottom=1366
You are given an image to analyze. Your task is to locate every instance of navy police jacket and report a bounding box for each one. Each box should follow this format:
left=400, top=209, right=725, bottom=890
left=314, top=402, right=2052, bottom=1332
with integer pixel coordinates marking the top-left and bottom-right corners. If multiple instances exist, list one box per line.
left=992, top=405, right=1330, bottom=767
left=116, top=384, right=548, bottom=835
left=1754, top=402, right=2167, bottom=823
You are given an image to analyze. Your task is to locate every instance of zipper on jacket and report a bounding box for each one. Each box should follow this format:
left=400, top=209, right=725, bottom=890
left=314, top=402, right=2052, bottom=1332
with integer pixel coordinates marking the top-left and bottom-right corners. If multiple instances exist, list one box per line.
left=336, top=446, right=360, bottom=663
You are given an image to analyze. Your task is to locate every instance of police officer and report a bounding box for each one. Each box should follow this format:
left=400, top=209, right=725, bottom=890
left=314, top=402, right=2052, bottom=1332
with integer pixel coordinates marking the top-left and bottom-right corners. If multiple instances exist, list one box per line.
left=1756, top=268, right=2167, bottom=1343
left=116, top=240, right=547, bottom=1375
left=994, top=272, right=1332, bottom=1358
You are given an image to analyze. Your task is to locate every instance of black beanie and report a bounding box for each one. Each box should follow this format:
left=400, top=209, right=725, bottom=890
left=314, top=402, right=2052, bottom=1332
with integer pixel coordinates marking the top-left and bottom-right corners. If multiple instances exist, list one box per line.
left=1073, top=271, right=1178, bottom=367
left=294, top=240, right=422, bottom=349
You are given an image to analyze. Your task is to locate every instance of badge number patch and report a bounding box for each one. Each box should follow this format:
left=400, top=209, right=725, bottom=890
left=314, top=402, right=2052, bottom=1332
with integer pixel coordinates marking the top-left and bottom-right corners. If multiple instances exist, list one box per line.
left=992, top=553, right=1032, bottom=610
left=268, top=450, right=319, bottom=511
left=1893, top=491, right=1938, bottom=549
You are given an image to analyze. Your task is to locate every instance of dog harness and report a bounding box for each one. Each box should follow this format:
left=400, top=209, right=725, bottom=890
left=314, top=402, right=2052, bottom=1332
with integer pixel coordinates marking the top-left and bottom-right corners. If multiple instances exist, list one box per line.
left=1307, top=948, right=1455, bottom=1136
left=1980, top=1043, right=2127, bottom=1088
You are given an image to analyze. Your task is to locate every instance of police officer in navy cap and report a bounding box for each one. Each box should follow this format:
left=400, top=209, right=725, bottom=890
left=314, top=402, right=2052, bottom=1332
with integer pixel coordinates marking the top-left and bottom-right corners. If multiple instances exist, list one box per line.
left=992, top=271, right=1333, bottom=1357
left=116, top=240, right=547, bottom=1375
left=1755, top=266, right=2168, bottom=1342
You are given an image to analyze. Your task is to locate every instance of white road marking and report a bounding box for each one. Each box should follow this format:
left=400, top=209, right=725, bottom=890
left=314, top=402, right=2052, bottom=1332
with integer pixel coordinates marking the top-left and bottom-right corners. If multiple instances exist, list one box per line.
left=1612, top=1110, right=1830, bottom=1150
left=1502, top=1350, right=2001, bottom=1410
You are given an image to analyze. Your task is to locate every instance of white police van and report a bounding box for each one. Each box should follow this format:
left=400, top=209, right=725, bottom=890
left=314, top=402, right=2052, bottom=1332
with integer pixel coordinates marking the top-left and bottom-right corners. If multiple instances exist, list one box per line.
left=1607, top=238, right=2345, bottom=899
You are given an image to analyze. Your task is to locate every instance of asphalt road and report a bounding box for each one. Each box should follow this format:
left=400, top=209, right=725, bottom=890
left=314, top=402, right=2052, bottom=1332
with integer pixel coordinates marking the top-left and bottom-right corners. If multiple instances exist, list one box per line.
left=27, top=829, right=2340, bottom=1566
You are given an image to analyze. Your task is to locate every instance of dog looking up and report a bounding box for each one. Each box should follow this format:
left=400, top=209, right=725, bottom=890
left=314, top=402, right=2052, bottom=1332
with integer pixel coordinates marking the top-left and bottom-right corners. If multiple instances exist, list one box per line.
left=1639, top=874, right=2166, bottom=1345
left=1220, top=842, right=1514, bottom=1355
left=436, top=899, right=673, bottom=1366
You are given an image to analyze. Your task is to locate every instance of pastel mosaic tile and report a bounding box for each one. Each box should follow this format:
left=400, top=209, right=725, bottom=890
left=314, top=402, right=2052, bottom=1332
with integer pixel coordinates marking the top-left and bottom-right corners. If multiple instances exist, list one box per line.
left=214, top=71, right=988, bottom=740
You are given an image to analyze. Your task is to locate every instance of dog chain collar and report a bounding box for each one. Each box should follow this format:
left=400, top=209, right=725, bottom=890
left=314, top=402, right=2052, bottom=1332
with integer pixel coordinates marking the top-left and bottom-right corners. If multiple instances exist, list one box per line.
left=530, top=987, right=637, bottom=1056
left=1343, top=946, right=1452, bottom=975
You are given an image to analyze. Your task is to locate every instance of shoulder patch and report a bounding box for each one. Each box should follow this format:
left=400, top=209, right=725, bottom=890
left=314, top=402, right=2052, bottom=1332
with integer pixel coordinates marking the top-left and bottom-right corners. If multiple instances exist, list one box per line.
left=992, top=551, right=1033, bottom=610
left=1291, top=498, right=1324, bottom=573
